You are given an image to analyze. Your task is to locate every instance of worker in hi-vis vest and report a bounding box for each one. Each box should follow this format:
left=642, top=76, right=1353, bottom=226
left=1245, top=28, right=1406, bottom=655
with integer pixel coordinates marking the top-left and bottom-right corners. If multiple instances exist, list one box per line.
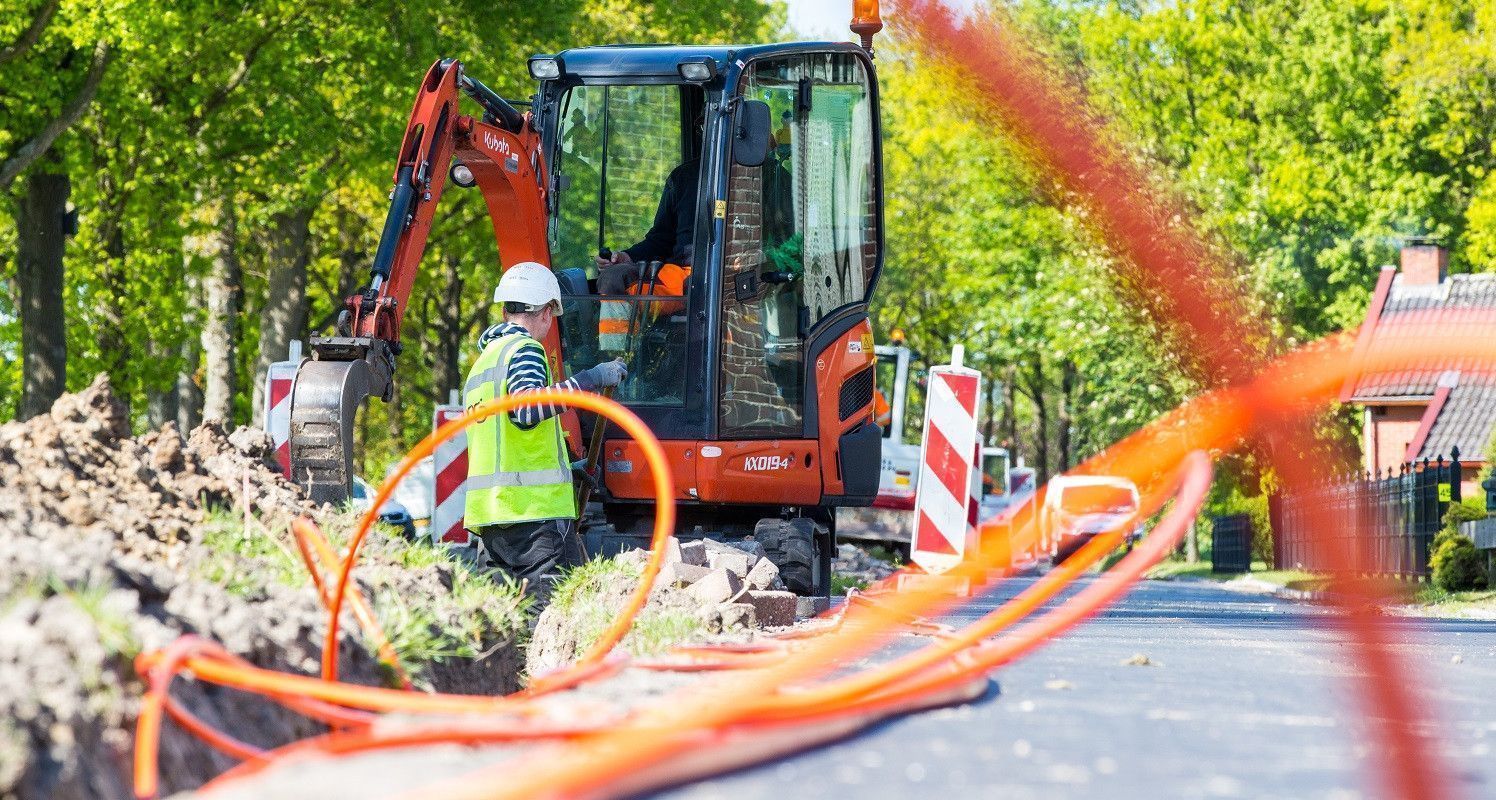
left=465, top=262, right=626, bottom=581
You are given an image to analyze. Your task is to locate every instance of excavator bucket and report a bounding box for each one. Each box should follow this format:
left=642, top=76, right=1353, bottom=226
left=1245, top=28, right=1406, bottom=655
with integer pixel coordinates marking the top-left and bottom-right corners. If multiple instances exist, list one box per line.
left=288, top=354, right=385, bottom=505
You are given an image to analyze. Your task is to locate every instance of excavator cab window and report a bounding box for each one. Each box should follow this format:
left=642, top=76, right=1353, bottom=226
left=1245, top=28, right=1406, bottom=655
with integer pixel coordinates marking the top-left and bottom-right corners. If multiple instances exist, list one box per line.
left=552, top=83, right=705, bottom=407
left=719, top=52, right=878, bottom=438
left=551, top=83, right=703, bottom=274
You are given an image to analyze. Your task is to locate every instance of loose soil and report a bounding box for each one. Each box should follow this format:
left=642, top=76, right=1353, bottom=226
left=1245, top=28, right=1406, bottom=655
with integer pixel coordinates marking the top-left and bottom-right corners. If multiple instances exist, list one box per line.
left=0, top=376, right=524, bottom=799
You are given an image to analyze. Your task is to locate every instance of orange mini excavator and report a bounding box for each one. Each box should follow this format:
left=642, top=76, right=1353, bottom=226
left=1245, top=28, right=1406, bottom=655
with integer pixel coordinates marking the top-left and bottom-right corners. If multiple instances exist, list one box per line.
left=289, top=4, right=891, bottom=595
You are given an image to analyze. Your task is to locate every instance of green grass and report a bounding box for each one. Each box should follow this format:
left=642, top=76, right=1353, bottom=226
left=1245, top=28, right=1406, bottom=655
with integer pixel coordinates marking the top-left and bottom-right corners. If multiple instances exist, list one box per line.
left=1147, top=559, right=1496, bottom=614
left=1145, top=559, right=1322, bottom=589
left=831, top=573, right=869, bottom=596
left=548, top=556, right=627, bottom=614
left=863, top=544, right=905, bottom=566
left=196, top=503, right=529, bottom=683
left=1410, top=586, right=1496, bottom=614
left=53, top=578, right=139, bottom=659
left=196, top=506, right=304, bottom=593
left=548, top=557, right=707, bottom=657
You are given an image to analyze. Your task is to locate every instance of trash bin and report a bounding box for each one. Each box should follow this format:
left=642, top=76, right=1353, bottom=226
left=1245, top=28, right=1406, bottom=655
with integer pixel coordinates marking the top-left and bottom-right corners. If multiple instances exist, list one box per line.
left=1212, top=514, right=1253, bottom=573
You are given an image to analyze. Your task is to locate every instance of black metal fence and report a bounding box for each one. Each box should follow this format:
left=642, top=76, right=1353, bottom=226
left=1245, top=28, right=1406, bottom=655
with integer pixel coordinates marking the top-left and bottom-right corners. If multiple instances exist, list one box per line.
left=1267, top=448, right=1461, bottom=579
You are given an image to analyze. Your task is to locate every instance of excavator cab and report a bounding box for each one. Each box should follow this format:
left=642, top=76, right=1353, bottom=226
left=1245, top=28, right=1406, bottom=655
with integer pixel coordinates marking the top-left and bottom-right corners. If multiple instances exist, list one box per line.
left=532, top=45, right=885, bottom=572
left=289, top=38, right=886, bottom=595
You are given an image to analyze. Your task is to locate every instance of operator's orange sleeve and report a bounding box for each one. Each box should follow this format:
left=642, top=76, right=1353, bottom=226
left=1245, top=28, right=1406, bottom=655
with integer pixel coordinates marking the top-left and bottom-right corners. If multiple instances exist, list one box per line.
left=599, top=264, right=692, bottom=344
left=627, top=263, right=690, bottom=315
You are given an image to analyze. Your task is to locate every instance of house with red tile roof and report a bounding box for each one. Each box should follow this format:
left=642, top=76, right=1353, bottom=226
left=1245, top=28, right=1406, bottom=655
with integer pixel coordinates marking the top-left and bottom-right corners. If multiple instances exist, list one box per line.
left=1340, top=238, right=1496, bottom=498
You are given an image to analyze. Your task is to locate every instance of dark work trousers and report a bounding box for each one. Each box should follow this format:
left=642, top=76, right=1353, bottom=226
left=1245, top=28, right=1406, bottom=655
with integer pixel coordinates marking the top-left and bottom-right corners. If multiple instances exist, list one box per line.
left=477, top=518, right=584, bottom=583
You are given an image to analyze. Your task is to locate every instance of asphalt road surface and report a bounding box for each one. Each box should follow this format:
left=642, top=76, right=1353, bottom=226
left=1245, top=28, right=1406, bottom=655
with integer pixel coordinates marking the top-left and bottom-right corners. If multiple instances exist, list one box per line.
left=661, top=577, right=1496, bottom=800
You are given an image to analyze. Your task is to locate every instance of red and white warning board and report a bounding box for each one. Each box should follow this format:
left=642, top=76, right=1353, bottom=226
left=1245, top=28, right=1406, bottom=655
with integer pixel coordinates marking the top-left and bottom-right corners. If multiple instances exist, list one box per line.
left=910, top=345, right=982, bottom=574
left=432, top=390, right=470, bottom=546
left=261, top=341, right=303, bottom=478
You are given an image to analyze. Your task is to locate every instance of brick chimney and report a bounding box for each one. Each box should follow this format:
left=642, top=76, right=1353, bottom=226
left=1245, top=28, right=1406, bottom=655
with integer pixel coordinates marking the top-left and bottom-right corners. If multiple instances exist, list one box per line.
left=1400, top=237, right=1448, bottom=286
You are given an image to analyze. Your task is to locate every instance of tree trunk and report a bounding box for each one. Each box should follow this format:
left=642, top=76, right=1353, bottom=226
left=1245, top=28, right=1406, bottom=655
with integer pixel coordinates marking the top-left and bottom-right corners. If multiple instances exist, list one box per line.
left=96, top=178, right=129, bottom=407
left=433, top=250, right=465, bottom=398
left=193, top=200, right=240, bottom=424
left=983, top=371, right=999, bottom=446
left=16, top=164, right=68, bottom=420
left=1029, top=355, right=1049, bottom=485
left=147, top=374, right=178, bottom=429
left=251, top=207, right=312, bottom=427
left=174, top=270, right=205, bottom=431
left=1059, top=359, right=1077, bottom=471
left=1003, top=364, right=1018, bottom=461
left=386, top=375, right=403, bottom=452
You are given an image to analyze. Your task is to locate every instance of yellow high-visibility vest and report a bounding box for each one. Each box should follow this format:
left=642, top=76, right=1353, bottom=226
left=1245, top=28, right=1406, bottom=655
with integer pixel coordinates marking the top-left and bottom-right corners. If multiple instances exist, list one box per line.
left=463, top=332, right=573, bottom=527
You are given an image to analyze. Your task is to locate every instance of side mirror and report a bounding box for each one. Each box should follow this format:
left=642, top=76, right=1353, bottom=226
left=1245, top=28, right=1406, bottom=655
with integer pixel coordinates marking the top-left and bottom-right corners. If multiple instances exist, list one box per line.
left=732, top=99, right=772, bottom=167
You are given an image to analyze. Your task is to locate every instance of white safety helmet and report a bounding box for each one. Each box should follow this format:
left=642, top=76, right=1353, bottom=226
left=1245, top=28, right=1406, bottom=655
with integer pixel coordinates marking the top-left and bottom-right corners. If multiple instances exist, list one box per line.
left=493, top=261, right=563, bottom=314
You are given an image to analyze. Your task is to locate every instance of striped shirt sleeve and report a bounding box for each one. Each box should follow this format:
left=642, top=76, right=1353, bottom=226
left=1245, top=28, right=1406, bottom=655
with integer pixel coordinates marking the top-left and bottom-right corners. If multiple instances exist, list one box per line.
left=505, top=340, right=582, bottom=430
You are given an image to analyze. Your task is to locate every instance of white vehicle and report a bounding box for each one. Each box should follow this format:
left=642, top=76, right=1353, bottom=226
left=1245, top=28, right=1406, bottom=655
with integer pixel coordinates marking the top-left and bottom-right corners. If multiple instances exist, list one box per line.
left=1041, top=476, right=1142, bottom=563
left=382, top=455, right=435, bottom=521
left=837, top=342, right=922, bottom=549
left=350, top=476, right=418, bottom=539
left=976, top=446, right=1013, bottom=523
left=873, top=341, right=922, bottom=510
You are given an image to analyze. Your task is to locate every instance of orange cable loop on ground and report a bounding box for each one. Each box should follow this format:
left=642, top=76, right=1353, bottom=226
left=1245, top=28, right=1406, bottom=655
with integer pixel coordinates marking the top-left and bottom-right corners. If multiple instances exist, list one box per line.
left=150, top=332, right=1494, bottom=800
left=133, top=389, right=675, bottom=799
left=387, top=330, right=1496, bottom=800
left=394, top=452, right=1215, bottom=800
left=320, top=388, right=676, bottom=685
left=289, top=517, right=413, bottom=690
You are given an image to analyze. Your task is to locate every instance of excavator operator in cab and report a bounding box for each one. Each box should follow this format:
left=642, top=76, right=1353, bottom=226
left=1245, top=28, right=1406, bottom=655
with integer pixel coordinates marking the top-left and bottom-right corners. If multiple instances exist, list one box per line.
left=592, top=155, right=699, bottom=296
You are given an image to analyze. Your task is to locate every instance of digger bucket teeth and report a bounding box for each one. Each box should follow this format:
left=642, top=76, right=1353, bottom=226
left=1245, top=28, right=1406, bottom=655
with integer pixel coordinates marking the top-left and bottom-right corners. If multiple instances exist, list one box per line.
left=289, top=357, right=381, bottom=505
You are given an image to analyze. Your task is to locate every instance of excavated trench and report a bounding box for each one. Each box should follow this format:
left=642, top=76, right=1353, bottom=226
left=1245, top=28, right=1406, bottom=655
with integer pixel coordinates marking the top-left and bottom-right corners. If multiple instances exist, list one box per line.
left=0, top=377, right=888, bottom=799
left=0, top=376, right=525, bottom=799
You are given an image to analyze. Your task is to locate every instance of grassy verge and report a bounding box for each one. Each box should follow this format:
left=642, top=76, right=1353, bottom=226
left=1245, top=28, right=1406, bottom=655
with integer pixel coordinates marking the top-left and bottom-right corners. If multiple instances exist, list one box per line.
left=831, top=573, right=869, bottom=596
left=1148, top=558, right=1496, bottom=614
left=196, top=505, right=529, bottom=682
left=547, top=557, right=706, bottom=657
left=1408, top=586, right=1496, bottom=615
left=1145, top=559, right=1322, bottom=589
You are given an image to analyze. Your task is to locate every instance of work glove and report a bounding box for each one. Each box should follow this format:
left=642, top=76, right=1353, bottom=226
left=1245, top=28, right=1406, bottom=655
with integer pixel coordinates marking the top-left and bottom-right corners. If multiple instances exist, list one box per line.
left=574, top=358, right=628, bottom=390
left=598, top=261, right=642, bottom=295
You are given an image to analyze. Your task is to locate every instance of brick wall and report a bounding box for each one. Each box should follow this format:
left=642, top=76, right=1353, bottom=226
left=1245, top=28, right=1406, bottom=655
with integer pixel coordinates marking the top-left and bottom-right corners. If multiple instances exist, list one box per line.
left=720, top=163, right=803, bottom=436
left=1363, top=404, right=1427, bottom=474
left=605, top=87, right=679, bottom=248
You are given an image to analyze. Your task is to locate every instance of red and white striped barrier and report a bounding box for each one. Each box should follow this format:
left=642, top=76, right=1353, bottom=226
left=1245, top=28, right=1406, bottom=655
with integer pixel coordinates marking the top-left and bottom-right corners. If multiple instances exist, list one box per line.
left=432, top=390, right=470, bottom=546
left=261, top=341, right=303, bottom=478
left=910, top=345, right=982, bottom=574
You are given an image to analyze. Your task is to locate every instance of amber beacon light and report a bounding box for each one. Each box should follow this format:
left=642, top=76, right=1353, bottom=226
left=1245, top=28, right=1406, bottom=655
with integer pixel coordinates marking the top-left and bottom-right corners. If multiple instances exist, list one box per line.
left=851, top=0, right=884, bottom=56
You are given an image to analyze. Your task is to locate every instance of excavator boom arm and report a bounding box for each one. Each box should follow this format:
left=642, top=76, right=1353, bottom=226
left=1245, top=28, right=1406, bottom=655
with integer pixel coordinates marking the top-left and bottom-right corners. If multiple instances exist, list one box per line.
left=289, top=59, right=554, bottom=504
left=356, top=59, right=549, bottom=344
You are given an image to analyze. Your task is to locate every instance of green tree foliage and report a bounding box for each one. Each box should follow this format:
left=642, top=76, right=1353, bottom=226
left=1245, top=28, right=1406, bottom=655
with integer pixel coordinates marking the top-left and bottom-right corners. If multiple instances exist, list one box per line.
left=875, top=0, right=1496, bottom=495
left=0, top=0, right=782, bottom=476
left=1430, top=530, right=1487, bottom=592
left=3, top=0, right=1494, bottom=498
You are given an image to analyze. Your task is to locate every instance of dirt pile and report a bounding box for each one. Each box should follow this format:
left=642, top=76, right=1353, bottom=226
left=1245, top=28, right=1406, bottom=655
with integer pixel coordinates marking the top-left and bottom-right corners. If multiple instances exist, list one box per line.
left=0, top=376, right=524, bottom=799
